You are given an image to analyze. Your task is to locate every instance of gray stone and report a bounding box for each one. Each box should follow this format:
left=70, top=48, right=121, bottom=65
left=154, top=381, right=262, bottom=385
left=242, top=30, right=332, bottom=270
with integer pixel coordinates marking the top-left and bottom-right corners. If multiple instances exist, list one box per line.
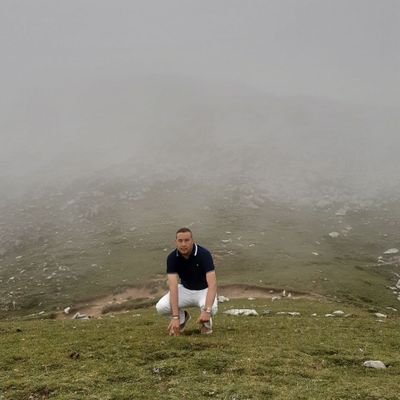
left=332, top=310, right=345, bottom=316
left=363, top=360, right=386, bottom=369
left=335, top=207, right=348, bottom=216
left=217, top=295, right=230, bottom=303
left=384, top=248, right=399, bottom=255
left=223, top=309, right=259, bottom=316
left=72, top=312, right=90, bottom=320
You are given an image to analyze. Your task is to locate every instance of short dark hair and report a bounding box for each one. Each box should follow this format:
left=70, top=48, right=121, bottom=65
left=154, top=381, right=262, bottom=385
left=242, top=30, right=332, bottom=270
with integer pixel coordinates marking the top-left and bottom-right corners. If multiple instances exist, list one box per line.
left=176, top=227, right=192, bottom=238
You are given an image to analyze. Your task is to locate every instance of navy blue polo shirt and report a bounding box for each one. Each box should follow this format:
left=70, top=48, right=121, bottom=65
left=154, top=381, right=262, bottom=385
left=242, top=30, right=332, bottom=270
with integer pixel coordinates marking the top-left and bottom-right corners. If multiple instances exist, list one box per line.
left=167, top=243, right=215, bottom=290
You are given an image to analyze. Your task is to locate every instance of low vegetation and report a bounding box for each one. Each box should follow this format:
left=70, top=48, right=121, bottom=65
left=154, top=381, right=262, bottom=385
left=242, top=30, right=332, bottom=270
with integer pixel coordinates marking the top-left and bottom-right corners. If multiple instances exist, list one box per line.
left=1, top=299, right=399, bottom=399
left=1, top=180, right=400, bottom=318
left=1, top=176, right=400, bottom=398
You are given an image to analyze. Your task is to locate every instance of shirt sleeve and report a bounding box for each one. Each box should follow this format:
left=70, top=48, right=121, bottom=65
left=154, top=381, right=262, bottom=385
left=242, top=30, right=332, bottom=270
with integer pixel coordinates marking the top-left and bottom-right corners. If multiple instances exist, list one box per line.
left=166, top=253, right=177, bottom=274
left=202, top=250, right=215, bottom=273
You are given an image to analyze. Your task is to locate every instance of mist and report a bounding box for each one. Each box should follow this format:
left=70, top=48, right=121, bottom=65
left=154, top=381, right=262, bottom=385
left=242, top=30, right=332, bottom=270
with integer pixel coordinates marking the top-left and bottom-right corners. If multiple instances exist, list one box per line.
left=1, top=1, right=399, bottom=204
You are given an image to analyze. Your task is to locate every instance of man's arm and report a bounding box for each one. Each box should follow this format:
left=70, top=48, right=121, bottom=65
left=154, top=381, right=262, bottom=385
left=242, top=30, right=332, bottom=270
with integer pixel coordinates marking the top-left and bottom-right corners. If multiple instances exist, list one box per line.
left=167, top=273, right=180, bottom=335
left=198, top=270, right=217, bottom=323
left=168, top=273, right=179, bottom=316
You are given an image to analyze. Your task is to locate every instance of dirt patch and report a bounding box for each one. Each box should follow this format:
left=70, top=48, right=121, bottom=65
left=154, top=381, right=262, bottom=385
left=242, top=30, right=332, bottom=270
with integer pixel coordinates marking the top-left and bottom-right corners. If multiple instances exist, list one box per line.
left=58, top=283, right=323, bottom=319
left=57, top=285, right=165, bottom=319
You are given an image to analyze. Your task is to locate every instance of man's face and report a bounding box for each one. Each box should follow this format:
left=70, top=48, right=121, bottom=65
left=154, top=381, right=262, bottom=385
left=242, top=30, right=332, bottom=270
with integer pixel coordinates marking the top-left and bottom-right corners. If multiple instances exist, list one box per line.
left=176, top=231, right=194, bottom=257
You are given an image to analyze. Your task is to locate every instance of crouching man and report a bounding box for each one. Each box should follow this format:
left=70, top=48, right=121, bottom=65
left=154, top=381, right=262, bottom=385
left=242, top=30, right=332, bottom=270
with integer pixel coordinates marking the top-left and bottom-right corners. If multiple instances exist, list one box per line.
left=156, top=227, right=218, bottom=336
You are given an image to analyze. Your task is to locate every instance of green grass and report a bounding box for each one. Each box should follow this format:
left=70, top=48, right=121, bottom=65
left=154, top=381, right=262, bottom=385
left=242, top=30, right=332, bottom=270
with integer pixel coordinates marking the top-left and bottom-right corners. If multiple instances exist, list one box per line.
left=2, top=193, right=400, bottom=317
left=1, top=299, right=399, bottom=399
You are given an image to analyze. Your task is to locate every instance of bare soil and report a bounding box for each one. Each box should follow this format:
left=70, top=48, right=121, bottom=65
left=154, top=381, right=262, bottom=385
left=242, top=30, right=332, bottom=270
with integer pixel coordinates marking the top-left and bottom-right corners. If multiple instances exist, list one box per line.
left=57, top=282, right=323, bottom=319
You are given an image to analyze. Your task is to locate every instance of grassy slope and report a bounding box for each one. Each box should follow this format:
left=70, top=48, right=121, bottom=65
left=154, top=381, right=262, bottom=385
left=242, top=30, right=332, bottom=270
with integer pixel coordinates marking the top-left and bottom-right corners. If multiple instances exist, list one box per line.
left=1, top=180, right=399, bottom=400
left=1, top=299, right=399, bottom=400
left=1, top=189, right=400, bottom=317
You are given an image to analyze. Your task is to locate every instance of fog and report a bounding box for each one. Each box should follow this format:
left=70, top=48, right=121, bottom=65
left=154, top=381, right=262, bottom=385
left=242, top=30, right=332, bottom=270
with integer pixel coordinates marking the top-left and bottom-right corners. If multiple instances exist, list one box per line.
left=1, top=1, right=399, bottom=203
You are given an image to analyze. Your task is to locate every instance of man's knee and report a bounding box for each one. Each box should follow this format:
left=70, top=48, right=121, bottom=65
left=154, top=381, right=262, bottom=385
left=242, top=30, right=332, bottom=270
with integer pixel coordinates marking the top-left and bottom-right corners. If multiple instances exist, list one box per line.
left=156, top=295, right=170, bottom=315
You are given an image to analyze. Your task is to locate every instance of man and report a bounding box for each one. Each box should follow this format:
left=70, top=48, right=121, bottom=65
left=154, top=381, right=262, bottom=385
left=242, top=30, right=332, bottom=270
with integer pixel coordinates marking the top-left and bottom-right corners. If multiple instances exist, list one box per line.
left=156, top=227, right=218, bottom=336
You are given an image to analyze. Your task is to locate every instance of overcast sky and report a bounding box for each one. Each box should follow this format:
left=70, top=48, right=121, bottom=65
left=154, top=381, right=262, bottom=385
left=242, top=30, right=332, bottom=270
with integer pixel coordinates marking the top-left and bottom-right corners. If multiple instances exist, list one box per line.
left=1, top=0, right=399, bottom=106
left=1, top=1, right=399, bottom=191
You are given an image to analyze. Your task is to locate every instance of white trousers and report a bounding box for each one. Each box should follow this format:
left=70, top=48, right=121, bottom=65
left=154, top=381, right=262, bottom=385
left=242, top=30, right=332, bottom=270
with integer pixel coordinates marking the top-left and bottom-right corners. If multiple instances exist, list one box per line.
left=156, top=284, right=218, bottom=324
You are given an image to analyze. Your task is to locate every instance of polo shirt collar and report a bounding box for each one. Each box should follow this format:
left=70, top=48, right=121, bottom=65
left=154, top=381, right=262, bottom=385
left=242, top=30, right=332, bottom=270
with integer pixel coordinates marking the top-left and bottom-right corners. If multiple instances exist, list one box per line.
left=176, top=243, right=198, bottom=257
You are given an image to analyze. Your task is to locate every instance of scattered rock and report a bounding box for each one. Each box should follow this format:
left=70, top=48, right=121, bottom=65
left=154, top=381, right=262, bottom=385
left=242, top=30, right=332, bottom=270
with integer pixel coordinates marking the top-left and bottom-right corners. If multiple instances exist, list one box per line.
left=335, top=207, right=348, bottom=217
left=63, top=306, right=71, bottom=315
left=374, top=313, right=387, bottom=319
left=72, top=312, right=90, bottom=320
left=217, top=295, right=230, bottom=303
left=247, top=297, right=256, bottom=301
left=324, top=310, right=349, bottom=317
left=328, top=232, right=340, bottom=238
left=332, top=310, right=345, bottom=316
left=363, top=360, right=386, bottom=369
left=275, top=311, right=300, bottom=316
left=312, top=252, right=319, bottom=256
left=384, top=248, right=399, bottom=255
left=224, top=309, right=259, bottom=316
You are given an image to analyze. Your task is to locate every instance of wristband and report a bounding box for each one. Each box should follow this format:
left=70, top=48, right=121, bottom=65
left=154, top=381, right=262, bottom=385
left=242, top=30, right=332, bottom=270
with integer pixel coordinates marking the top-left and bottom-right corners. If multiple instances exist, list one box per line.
left=171, top=315, right=179, bottom=320
left=202, top=307, right=212, bottom=313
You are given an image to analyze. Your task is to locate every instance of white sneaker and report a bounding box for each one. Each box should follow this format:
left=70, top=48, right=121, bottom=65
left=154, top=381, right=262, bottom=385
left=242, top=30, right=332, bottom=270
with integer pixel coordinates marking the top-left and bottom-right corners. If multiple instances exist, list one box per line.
left=200, top=317, right=213, bottom=335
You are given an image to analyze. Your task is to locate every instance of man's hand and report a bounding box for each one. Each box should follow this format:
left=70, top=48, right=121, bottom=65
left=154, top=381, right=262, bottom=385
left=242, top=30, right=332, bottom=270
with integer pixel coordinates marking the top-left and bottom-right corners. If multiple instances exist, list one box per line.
left=168, top=319, right=180, bottom=336
left=197, top=310, right=211, bottom=324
